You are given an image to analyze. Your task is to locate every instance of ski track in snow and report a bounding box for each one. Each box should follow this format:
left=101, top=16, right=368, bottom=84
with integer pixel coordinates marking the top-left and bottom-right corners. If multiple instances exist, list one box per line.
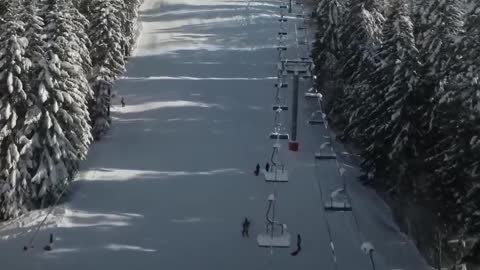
left=0, top=0, right=430, bottom=269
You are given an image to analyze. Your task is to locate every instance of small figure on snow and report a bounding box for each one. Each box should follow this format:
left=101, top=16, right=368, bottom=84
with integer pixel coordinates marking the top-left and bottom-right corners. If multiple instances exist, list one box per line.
left=265, top=162, right=270, bottom=172
left=254, top=163, right=260, bottom=176
left=121, top=97, right=125, bottom=107
left=241, top=218, right=250, bottom=238
left=44, top=233, right=54, bottom=251
left=291, top=234, right=302, bottom=256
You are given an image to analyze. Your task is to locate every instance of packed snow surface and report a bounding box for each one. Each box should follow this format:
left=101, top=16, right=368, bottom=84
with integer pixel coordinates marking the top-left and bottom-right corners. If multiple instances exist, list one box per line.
left=0, top=0, right=430, bottom=269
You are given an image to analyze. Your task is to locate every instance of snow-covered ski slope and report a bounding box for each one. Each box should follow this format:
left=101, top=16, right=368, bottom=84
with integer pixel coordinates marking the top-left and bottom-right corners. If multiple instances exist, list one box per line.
left=0, top=0, right=430, bottom=269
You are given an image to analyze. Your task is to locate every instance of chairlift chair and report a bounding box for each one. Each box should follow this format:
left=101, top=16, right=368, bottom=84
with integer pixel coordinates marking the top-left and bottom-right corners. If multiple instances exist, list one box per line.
left=269, top=109, right=289, bottom=140
left=273, top=87, right=288, bottom=111
left=304, top=87, right=323, bottom=99
left=308, top=110, right=325, bottom=125
left=297, top=39, right=307, bottom=45
left=263, top=139, right=289, bottom=182
left=263, top=165, right=288, bottom=182
left=275, top=82, right=288, bottom=88
left=272, top=104, right=288, bottom=111
left=324, top=188, right=352, bottom=211
left=314, top=142, right=336, bottom=160
left=269, top=132, right=289, bottom=140
left=257, top=194, right=291, bottom=247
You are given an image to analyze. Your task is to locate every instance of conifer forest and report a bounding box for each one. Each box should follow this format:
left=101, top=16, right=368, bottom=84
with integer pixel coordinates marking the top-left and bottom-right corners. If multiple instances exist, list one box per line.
left=313, top=0, right=479, bottom=265
left=0, top=0, right=478, bottom=268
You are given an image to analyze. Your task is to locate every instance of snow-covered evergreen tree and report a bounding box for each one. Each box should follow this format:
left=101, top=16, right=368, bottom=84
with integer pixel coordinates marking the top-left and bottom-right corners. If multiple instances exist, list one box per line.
left=63, top=0, right=92, bottom=77
left=417, top=0, right=464, bottom=81
left=330, top=0, right=384, bottom=133
left=24, top=0, right=92, bottom=205
left=0, top=0, right=8, bottom=18
left=88, top=0, right=126, bottom=139
left=312, top=0, right=343, bottom=80
left=340, top=0, right=384, bottom=83
left=122, top=0, right=141, bottom=55
left=19, top=0, right=44, bottom=66
left=349, top=0, right=420, bottom=186
left=0, top=1, right=33, bottom=219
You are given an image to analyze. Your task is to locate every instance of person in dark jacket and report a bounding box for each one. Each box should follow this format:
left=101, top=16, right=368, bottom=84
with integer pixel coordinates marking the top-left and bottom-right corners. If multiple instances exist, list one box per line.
left=242, top=218, right=251, bottom=237
left=254, top=163, right=260, bottom=176
left=121, top=97, right=125, bottom=107
left=265, top=162, right=270, bottom=172
left=291, top=234, right=302, bottom=256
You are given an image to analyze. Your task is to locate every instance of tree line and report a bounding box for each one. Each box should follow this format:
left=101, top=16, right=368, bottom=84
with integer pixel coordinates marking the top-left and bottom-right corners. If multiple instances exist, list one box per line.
left=0, top=0, right=140, bottom=220
left=312, top=0, right=479, bottom=266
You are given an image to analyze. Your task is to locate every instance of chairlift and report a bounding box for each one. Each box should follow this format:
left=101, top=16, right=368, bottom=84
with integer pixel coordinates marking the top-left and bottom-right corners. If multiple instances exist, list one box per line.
left=308, top=110, right=324, bottom=125
left=304, top=87, right=323, bottom=99
left=278, top=32, right=288, bottom=36
left=270, top=109, right=289, bottom=140
left=297, top=39, right=307, bottom=45
left=279, top=4, right=287, bottom=8
left=272, top=104, right=288, bottom=111
left=314, top=142, right=336, bottom=160
left=269, top=132, right=289, bottom=140
left=278, top=18, right=288, bottom=22
left=263, top=139, right=289, bottom=182
left=257, top=194, right=291, bottom=247
left=264, top=166, right=288, bottom=182
left=324, top=188, right=352, bottom=211
left=275, top=83, right=288, bottom=88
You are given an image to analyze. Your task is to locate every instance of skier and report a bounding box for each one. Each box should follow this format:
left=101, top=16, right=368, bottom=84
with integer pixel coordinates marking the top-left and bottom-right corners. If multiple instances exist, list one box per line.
left=44, top=233, right=54, bottom=251
left=121, top=97, right=125, bottom=107
left=291, top=234, right=302, bottom=256
left=254, top=163, right=260, bottom=176
left=265, top=162, right=270, bottom=172
left=241, top=218, right=250, bottom=237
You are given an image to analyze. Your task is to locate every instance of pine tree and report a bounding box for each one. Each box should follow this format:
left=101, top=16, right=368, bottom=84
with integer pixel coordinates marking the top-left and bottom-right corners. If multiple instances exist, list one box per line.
left=312, top=0, right=343, bottom=81
left=349, top=0, right=420, bottom=188
left=20, top=0, right=44, bottom=66
left=122, top=0, right=141, bottom=55
left=331, top=0, right=384, bottom=133
left=88, top=0, right=126, bottom=139
left=0, top=1, right=33, bottom=219
left=63, top=0, right=92, bottom=77
left=0, top=0, right=8, bottom=18
left=417, top=0, right=464, bottom=81
left=340, top=0, right=384, bottom=83
left=24, top=0, right=92, bottom=205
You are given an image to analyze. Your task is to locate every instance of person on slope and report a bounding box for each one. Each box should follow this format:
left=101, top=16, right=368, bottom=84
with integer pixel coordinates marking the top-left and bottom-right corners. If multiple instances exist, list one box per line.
left=291, top=234, right=302, bottom=256
left=242, top=218, right=251, bottom=237
left=265, top=162, right=270, bottom=172
left=254, top=163, right=260, bottom=176
left=121, top=97, right=126, bottom=107
left=44, top=233, right=54, bottom=251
